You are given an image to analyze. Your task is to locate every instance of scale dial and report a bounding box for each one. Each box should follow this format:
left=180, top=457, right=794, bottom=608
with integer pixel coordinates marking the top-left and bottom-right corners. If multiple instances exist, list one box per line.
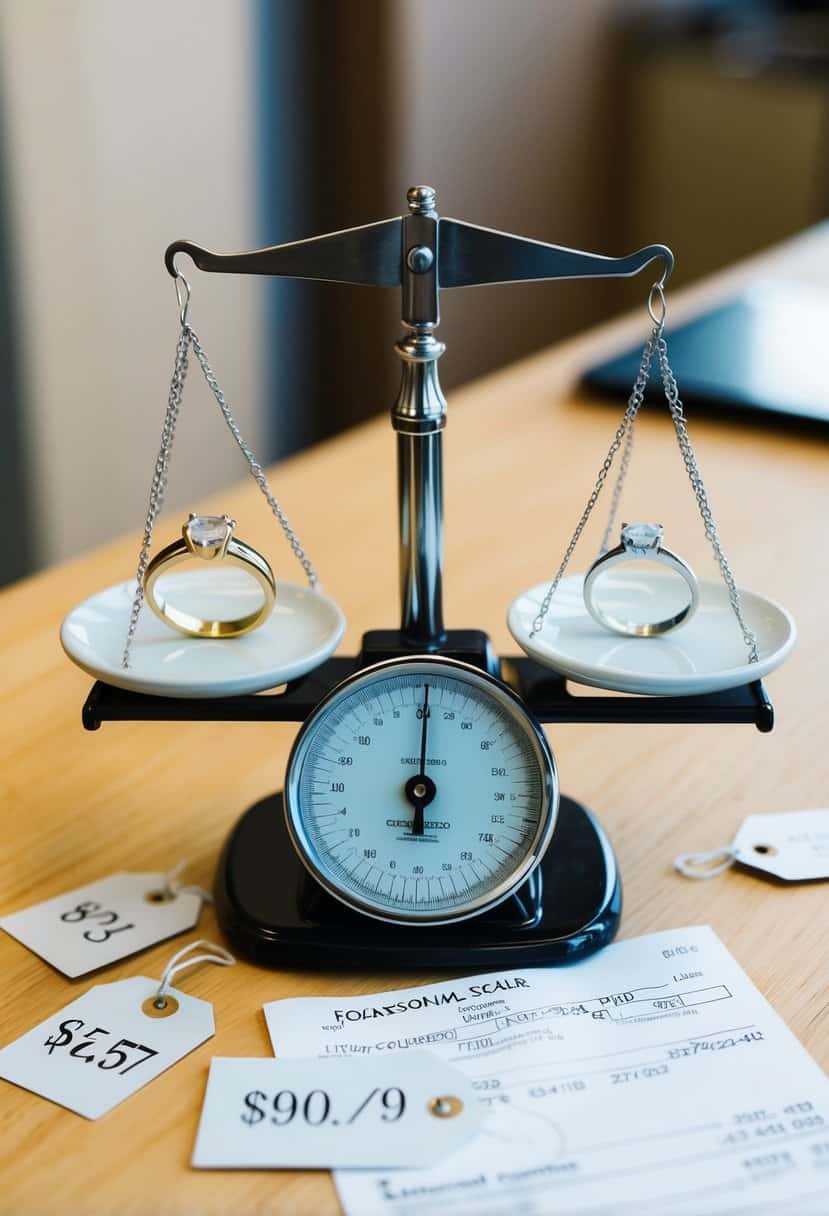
left=283, top=656, right=558, bottom=925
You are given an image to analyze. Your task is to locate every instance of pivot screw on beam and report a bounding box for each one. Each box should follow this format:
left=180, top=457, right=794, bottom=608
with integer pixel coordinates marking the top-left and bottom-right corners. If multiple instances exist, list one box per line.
left=407, top=245, right=434, bottom=274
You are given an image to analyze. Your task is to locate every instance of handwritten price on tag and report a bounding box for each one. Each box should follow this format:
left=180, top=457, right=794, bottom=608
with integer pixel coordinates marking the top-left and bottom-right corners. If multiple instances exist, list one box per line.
left=241, top=1086, right=406, bottom=1128
left=192, top=1056, right=475, bottom=1169
left=44, top=1018, right=158, bottom=1074
left=60, top=901, right=135, bottom=944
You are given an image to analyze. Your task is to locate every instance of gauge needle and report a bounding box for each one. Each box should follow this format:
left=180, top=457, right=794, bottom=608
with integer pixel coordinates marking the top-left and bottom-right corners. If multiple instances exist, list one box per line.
left=412, top=685, right=430, bottom=835
left=407, top=684, right=430, bottom=836
left=403, top=686, right=436, bottom=835
left=418, top=685, right=430, bottom=774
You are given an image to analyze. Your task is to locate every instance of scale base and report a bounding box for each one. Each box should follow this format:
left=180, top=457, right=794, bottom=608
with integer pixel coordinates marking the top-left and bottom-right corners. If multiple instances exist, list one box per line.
left=215, top=792, right=621, bottom=969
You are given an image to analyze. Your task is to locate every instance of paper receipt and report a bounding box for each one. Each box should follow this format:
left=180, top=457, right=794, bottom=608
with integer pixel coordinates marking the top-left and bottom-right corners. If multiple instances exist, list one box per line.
left=264, top=926, right=829, bottom=1216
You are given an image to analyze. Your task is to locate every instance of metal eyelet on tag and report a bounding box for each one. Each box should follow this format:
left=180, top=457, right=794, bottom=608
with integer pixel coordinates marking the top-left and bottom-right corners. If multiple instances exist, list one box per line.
left=144, top=858, right=214, bottom=907
left=142, top=994, right=180, bottom=1018
left=144, top=889, right=176, bottom=904
left=428, top=1095, right=463, bottom=1118
left=147, top=858, right=213, bottom=905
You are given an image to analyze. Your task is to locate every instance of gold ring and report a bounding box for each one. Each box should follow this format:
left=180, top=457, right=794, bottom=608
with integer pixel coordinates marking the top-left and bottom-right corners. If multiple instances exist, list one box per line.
left=143, top=514, right=276, bottom=638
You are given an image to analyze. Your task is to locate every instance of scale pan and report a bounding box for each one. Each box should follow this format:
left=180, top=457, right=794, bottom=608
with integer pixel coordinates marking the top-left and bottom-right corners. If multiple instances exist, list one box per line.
left=508, top=572, right=795, bottom=696
left=61, top=577, right=345, bottom=698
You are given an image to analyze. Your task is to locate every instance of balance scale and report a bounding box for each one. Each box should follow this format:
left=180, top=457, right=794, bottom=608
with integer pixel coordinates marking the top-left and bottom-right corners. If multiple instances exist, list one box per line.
left=75, top=186, right=780, bottom=970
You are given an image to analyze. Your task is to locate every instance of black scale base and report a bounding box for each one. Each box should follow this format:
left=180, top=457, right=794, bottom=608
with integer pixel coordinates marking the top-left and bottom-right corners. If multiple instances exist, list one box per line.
left=215, top=791, right=621, bottom=969
left=84, top=628, right=772, bottom=971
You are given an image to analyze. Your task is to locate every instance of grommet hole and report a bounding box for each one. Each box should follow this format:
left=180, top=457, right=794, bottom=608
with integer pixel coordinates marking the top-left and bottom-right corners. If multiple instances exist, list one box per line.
left=141, top=994, right=180, bottom=1018
left=145, top=889, right=176, bottom=904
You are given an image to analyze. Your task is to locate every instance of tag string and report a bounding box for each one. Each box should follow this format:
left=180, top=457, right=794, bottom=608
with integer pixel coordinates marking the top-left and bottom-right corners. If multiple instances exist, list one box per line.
left=162, top=859, right=213, bottom=905
left=673, top=846, right=737, bottom=880
left=154, top=939, right=235, bottom=1006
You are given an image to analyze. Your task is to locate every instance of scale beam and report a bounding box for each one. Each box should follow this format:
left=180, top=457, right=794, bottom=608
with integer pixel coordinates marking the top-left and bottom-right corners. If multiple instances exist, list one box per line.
left=165, top=186, right=674, bottom=647
left=165, top=214, right=673, bottom=306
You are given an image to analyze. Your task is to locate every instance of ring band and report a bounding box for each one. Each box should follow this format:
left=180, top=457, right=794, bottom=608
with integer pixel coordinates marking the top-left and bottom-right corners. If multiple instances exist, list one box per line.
left=143, top=514, right=276, bottom=638
left=583, top=522, right=699, bottom=637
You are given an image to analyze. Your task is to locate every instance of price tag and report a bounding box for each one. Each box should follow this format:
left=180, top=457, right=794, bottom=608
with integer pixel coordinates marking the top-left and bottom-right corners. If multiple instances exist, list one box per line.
left=191, top=1053, right=482, bottom=1169
left=733, top=809, right=829, bottom=881
left=0, top=872, right=203, bottom=976
left=675, top=809, right=829, bottom=882
left=0, top=976, right=214, bottom=1119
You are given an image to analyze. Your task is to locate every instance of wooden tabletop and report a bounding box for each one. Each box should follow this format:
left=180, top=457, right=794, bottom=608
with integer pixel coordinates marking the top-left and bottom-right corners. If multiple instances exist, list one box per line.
left=1, top=229, right=827, bottom=1214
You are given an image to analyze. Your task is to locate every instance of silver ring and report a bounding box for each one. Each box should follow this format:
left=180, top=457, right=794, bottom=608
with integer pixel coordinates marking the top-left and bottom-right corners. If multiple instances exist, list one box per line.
left=583, top=522, right=699, bottom=637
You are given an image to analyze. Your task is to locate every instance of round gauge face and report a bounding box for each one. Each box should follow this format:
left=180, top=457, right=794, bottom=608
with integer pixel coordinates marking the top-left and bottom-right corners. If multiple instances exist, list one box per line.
left=284, top=656, right=558, bottom=925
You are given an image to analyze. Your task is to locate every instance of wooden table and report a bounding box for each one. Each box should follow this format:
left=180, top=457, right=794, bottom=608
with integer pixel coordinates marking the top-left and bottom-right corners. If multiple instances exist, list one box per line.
left=2, top=230, right=827, bottom=1214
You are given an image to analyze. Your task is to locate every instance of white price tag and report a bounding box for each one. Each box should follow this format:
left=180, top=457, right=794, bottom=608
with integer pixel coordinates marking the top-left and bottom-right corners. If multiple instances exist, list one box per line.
left=0, top=872, right=203, bottom=976
left=733, top=809, right=829, bottom=881
left=0, top=976, right=214, bottom=1119
left=192, top=1053, right=481, bottom=1169
left=676, top=809, right=829, bottom=882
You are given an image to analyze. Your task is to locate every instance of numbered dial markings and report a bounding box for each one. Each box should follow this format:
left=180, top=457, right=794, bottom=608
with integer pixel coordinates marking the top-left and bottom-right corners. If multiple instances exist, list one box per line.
left=285, top=658, right=558, bottom=924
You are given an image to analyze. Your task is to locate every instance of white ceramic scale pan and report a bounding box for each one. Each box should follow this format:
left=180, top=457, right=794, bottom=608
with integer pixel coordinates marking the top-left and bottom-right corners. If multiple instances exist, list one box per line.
left=62, top=573, right=345, bottom=698
left=509, top=571, right=796, bottom=697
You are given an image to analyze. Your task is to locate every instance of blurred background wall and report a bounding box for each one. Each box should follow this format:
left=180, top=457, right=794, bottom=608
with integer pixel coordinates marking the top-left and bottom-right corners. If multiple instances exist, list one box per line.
left=0, top=0, right=827, bottom=585
left=0, top=0, right=266, bottom=578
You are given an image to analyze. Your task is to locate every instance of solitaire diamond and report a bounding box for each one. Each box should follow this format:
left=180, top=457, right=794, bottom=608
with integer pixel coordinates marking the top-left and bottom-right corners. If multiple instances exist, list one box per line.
left=621, top=522, right=663, bottom=554
left=186, top=514, right=233, bottom=550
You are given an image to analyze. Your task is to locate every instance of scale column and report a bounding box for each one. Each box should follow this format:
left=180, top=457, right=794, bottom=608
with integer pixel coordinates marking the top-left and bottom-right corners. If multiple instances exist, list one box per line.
left=393, top=185, right=447, bottom=646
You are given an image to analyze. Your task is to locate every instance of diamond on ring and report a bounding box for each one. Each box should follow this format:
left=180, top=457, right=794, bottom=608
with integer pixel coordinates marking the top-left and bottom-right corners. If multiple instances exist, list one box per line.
left=184, top=513, right=236, bottom=557
left=620, top=522, right=663, bottom=555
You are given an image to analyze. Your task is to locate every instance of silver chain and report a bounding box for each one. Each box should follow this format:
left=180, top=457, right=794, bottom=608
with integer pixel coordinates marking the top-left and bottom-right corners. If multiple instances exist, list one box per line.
left=654, top=333, right=758, bottom=662
left=121, top=326, right=190, bottom=667
left=186, top=325, right=318, bottom=589
left=122, top=284, right=318, bottom=668
left=531, top=295, right=759, bottom=663
left=598, top=408, right=636, bottom=557
left=530, top=334, right=655, bottom=636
